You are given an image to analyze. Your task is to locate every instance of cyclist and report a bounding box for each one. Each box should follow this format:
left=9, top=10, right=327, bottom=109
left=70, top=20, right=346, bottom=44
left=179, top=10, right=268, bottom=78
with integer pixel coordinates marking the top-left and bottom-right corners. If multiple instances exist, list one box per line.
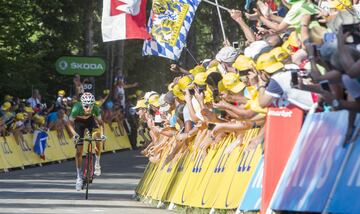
left=67, top=92, right=105, bottom=191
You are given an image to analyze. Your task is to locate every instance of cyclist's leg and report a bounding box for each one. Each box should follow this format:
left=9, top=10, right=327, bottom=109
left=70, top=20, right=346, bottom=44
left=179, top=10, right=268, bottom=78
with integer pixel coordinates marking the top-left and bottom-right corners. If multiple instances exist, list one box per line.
left=75, top=121, right=85, bottom=184
left=89, top=117, right=102, bottom=175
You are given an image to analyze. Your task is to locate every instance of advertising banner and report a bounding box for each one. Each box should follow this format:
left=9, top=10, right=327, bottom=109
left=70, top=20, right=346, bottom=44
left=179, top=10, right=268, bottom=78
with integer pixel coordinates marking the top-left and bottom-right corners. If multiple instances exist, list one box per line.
left=239, top=157, right=264, bottom=212
left=327, top=117, right=360, bottom=214
left=261, top=106, right=304, bottom=213
left=55, top=56, right=106, bottom=76
left=270, top=110, right=349, bottom=212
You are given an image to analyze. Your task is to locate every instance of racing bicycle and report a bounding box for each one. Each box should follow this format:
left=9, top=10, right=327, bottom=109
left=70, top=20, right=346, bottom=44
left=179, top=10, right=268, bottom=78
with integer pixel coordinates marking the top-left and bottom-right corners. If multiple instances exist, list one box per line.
left=79, top=136, right=103, bottom=200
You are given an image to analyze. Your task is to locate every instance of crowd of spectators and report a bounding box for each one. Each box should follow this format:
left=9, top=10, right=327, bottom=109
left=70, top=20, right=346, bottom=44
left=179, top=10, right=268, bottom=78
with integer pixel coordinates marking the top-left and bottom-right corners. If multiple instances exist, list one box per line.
left=135, top=0, right=360, bottom=162
left=0, top=73, right=141, bottom=150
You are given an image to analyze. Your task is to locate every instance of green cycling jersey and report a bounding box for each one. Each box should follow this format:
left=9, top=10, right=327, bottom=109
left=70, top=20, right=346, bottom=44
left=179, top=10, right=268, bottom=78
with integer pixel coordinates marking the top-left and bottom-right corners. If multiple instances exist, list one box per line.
left=69, top=102, right=101, bottom=121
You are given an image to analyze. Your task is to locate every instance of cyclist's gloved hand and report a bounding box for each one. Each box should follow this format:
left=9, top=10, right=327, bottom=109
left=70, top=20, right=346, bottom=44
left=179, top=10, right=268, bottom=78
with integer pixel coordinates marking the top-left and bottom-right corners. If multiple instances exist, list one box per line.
left=100, top=134, right=107, bottom=141
left=72, top=133, right=80, bottom=143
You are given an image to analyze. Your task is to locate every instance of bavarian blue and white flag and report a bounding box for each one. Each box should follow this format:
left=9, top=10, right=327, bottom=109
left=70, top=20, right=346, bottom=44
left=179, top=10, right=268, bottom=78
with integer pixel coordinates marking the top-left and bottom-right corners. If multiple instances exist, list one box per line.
left=142, top=0, right=201, bottom=61
left=33, top=130, right=48, bottom=160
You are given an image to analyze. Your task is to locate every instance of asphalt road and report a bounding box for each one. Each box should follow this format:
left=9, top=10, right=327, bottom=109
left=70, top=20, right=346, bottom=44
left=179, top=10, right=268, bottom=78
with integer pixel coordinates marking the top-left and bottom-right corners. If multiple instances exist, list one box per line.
left=0, top=150, right=172, bottom=214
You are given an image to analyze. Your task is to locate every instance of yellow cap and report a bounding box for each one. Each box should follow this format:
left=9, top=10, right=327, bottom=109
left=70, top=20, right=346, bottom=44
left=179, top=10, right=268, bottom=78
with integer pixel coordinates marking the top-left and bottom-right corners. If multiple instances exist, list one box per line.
left=103, top=89, right=110, bottom=95
left=256, top=53, right=284, bottom=74
left=1, top=102, right=11, bottom=111
left=270, top=47, right=289, bottom=62
left=205, top=66, right=218, bottom=75
left=189, top=65, right=206, bottom=75
left=58, top=90, right=65, bottom=96
left=33, top=114, right=45, bottom=125
left=135, top=90, right=143, bottom=97
left=287, top=31, right=300, bottom=48
left=329, top=0, right=352, bottom=10
left=232, top=55, right=255, bottom=71
left=4, top=95, right=13, bottom=101
left=95, top=101, right=101, bottom=106
left=16, top=113, right=25, bottom=120
left=281, top=40, right=292, bottom=54
left=178, top=76, right=192, bottom=91
left=134, top=99, right=147, bottom=109
left=193, top=72, right=208, bottom=86
left=148, top=94, right=160, bottom=107
left=222, top=73, right=246, bottom=93
left=24, top=106, right=34, bottom=113
left=172, top=84, right=185, bottom=101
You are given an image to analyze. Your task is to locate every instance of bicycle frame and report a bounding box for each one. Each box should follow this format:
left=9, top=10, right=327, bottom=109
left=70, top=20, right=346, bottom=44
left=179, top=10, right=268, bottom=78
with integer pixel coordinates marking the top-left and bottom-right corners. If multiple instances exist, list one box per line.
left=79, top=137, right=102, bottom=200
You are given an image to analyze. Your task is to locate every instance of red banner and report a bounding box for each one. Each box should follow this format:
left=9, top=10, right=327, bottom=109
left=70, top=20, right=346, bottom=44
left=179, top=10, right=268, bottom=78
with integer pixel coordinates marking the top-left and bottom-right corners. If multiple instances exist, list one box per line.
left=261, top=105, right=304, bottom=213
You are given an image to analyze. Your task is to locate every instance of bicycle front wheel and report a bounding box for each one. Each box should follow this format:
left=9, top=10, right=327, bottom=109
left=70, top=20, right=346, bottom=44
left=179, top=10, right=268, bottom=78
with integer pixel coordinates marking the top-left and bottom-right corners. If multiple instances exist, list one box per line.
left=85, top=144, right=93, bottom=200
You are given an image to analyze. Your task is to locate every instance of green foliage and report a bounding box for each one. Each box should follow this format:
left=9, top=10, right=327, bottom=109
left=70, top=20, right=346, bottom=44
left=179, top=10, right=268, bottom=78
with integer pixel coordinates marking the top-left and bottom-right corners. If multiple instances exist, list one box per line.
left=0, top=0, right=245, bottom=100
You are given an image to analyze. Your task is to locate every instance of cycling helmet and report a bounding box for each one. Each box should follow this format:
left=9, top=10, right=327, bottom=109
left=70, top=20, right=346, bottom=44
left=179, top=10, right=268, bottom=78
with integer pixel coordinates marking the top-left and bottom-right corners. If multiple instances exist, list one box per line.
left=80, top=92, right=95, bottom=106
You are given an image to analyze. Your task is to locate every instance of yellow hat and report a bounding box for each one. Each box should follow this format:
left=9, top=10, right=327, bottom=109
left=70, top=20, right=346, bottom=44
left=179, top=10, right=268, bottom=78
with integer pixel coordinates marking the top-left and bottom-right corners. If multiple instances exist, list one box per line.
left=172, top=84, right=185, bottom=101
left=178, top=76, right=192, bottom=91
left=189, top=65, right=206, bottom=75
left=232, top=55, right=255, bottom=71
left=288, top=31, right=300, bottom=48
left=270, top=47, right=289, bottom=62
left=58, top=90, right=65, bottom=96
left=135, top=90, right=143, bottom=97
left=95, top=101, right=101, bottom=106
left=222, top=73, right=246, bottom=93
left=1, top=102, right=11, bottom=111
left=256, top=53, right=284, bottom=74
left=103, top=89, right=110, bottom=95
left=194, top=72, right=208, bottom=86
left=16, top=113, right=25, bottom=120
left=148, top=94, right=160, bottom=107
left=134, top=99, right=147, bottom=109
left=24, top=106, right=34, bottom=113
left=4, top=95, right=13, bottom=101
left=281, top=40, right=292, bottom=54
left=329, top=0, right=352, bottom=10
left=167, top=83, right=175, bottom=91
left=33, top=114, right=45, bottom=125
left=205, top=66, right=218, bottom=75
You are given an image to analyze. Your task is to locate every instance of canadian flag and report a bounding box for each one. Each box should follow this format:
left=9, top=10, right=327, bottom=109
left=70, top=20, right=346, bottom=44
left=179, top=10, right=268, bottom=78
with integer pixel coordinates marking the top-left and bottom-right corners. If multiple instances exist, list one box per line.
left=101, top=0, right=150, bottom=42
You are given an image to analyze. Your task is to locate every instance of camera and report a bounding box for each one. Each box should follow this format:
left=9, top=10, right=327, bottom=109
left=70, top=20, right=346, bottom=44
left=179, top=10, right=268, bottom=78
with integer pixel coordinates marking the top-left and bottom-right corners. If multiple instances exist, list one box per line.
left=232, top=42, right=239, bottom=49
left=189, top=88, right=195, bottom=95
left=208, top=123, right=216, bottom=130
left=342, top=23, right=360, bottom=44
left=319, top=80, right=331, bottom=91
left=238, top=70, right=250, bottom=76
left=291, top=70, right=298, bottom=87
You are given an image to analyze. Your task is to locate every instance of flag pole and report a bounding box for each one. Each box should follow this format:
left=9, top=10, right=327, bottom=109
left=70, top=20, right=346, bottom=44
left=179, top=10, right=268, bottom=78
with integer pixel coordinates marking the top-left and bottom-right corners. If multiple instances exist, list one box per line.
left=202, top=0, right=231, bottom=12
left=212, top=0, right=227, bottom=42
left=184, top=46, right=199, bottom=65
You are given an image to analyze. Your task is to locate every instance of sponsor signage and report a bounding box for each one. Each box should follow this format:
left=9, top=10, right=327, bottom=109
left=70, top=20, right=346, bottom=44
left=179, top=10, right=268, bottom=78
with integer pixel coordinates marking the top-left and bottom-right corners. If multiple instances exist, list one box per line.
left=239, top=157, right=264, bottom=212
left=270, top=110, right=349, bottom=212
left=55, top=56, right=106, bottom=76
left=261, top=106, right=304, bottom=214
left=327, top=118, right=360, bottom=213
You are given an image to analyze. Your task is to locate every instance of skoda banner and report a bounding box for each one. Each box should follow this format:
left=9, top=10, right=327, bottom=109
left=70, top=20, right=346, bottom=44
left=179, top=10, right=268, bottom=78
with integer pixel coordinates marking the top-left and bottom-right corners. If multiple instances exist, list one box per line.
left=55, top=56, right=106, bottom=76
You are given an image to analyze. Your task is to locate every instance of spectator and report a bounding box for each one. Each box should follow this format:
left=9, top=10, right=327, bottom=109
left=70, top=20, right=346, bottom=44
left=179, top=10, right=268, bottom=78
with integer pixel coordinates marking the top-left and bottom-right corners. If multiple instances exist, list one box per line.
left=73, top=74, right=84, bottom=99
left=27, top=89, right=42, bottom=109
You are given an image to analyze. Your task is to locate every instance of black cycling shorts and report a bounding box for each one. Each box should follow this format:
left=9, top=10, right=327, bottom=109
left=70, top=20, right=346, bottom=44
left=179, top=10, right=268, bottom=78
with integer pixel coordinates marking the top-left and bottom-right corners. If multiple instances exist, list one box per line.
left=74, top=116, right=99, bottom=147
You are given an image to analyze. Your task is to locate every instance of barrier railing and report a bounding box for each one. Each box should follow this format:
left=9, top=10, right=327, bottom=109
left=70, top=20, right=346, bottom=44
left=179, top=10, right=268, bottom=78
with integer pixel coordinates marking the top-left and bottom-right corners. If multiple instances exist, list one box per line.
left=0, top=122, right=132, bottom=172
left=136, top=110, right=360, bottom=213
